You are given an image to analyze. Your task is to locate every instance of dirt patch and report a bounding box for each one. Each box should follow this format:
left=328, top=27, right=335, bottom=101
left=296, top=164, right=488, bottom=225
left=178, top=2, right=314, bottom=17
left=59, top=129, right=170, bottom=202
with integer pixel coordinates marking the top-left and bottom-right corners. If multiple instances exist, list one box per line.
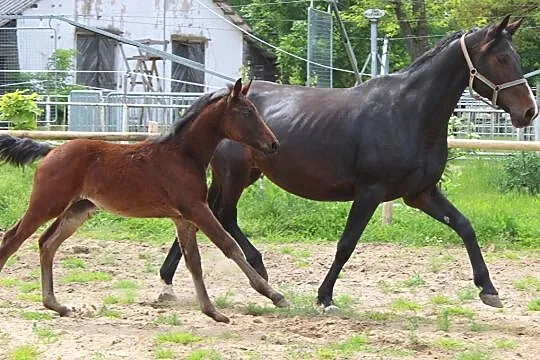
left=0, top=238, right=538, bottom=359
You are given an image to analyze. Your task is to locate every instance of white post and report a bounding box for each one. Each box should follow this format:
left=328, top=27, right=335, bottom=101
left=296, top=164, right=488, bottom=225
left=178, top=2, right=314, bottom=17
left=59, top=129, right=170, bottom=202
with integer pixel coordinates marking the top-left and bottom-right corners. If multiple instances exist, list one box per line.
left=536, top=81, right=540, bottom=155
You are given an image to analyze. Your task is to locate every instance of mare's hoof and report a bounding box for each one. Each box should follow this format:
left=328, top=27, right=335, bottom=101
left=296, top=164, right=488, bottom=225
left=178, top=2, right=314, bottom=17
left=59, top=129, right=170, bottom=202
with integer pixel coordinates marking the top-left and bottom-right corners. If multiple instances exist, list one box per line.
left=479, top=293, right=503, bottom=308
left=274, top=297, right=290, bottom=308
left=322, top=304, right=340, bottom=313
left=158, top=285, right=178, bottom=302
left=58, top=307, right=73, bottom=317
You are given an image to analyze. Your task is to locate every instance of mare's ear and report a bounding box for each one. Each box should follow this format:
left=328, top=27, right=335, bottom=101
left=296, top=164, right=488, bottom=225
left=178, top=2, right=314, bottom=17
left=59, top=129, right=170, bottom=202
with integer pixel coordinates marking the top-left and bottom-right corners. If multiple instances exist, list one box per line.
left=230, top=78, right=242, bottom=100
left=506, top=17, right=524, bottom=36
left=486, top=15, right=511, bottom=40
left=241, top=78, right=253, bottom=95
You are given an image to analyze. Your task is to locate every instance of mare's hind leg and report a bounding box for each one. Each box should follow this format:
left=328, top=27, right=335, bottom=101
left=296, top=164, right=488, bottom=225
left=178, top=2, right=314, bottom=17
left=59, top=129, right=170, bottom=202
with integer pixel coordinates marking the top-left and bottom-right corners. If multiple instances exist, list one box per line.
left=173, top=218, right=229, bottom=323
left=39, top=200, right=97, bottom=316
left=184, top=202, right=288, bottom=308
left=404, top=186, right=501, bottom=307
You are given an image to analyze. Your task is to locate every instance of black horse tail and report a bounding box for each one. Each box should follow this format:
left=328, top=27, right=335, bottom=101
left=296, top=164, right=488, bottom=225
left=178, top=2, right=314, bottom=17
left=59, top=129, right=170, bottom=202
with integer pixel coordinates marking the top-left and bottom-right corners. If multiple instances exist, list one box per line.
left=0, top=134, right=53, bottom=166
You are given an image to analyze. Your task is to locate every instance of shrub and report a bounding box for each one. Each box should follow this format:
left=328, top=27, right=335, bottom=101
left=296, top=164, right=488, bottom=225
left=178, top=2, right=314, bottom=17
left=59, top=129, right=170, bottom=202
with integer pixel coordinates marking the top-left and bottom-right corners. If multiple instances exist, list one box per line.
left=0, top=90, right=42, bottom=130
left=497, top=152, right=540, bottom=195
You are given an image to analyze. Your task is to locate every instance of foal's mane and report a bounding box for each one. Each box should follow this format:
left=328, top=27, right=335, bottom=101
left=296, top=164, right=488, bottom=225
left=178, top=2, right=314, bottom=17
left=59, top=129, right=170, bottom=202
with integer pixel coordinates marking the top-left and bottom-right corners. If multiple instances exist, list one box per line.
left=152, top=85, right=231, bottom=143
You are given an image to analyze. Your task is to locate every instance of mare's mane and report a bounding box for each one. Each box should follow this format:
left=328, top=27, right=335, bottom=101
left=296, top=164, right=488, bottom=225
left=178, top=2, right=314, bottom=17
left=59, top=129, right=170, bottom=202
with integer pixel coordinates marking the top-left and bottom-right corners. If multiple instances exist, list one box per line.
left=400, top=29, right=470, bottom=73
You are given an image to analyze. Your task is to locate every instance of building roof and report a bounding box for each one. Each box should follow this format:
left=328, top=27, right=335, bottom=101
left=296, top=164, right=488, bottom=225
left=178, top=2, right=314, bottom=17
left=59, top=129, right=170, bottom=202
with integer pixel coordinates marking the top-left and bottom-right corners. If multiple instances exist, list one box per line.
left=0, top=0, right=38, bottom=26
left=0, top=0, right=274, bottom=59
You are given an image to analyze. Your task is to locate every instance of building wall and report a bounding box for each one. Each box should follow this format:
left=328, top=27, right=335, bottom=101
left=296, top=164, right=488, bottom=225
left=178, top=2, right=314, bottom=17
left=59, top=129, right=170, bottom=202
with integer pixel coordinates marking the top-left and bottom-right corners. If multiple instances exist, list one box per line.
left=15, top=0, right=244, bottom=91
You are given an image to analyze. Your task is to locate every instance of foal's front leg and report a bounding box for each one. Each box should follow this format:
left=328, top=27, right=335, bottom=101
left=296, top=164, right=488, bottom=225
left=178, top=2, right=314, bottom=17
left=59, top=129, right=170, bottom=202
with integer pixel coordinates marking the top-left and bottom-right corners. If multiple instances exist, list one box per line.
left=404, top=186, right=501, bottom=307
left=173, top=219, right=229, bottom=323
left=185, top=203, right=289, bottom=308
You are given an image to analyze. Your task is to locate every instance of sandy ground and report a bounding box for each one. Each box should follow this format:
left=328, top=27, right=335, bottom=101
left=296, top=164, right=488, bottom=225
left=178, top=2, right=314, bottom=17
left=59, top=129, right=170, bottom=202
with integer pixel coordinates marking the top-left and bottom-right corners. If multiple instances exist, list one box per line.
left=0, top=237, right=538, bottom=360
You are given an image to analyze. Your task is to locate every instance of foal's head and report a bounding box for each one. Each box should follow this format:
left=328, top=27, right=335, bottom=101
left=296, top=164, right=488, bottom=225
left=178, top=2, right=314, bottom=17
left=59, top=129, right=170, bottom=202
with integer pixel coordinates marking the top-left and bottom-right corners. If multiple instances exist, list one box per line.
left=220, top=79, right=279, bottom=155
left=465, top=15, right=537, bottom=127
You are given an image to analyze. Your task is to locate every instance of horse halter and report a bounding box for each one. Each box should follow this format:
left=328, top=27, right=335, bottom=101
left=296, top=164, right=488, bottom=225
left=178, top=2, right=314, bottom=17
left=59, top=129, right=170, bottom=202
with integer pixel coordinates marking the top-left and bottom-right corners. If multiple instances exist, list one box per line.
left=459, top=34, right=527, bottom=109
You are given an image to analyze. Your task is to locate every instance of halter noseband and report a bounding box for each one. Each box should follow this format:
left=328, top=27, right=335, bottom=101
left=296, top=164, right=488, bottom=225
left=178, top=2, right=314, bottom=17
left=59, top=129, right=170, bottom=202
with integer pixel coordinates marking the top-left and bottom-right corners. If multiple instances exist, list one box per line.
left=459, top=34, right=527, bottom=109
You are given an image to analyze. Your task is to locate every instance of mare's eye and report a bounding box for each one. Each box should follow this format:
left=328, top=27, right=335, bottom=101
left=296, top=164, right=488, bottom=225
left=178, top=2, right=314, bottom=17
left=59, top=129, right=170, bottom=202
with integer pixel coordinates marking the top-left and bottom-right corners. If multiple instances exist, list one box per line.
left=496, top=55, right=508, bottom=64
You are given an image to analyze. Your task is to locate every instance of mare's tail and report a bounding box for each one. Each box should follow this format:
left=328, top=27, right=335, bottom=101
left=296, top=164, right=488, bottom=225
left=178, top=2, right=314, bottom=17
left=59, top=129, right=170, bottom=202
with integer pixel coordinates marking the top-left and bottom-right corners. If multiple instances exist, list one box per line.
left=0, top=135, right=53, bottom=166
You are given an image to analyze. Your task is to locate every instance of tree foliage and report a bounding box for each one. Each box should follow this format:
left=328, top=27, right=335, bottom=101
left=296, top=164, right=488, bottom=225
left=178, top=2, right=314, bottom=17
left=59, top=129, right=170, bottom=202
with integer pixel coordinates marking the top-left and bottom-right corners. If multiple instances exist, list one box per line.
left=228, top=0, right=539, bottom=86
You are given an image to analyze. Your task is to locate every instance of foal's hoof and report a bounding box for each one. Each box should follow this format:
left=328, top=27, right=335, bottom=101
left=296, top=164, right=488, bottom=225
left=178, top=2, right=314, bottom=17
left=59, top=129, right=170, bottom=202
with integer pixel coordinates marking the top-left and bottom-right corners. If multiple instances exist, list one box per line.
left=158, top=285, right=178, bottom=302
left=273, top=296, right=290, bottom=308
left=479, top=293, right=503, bottom=308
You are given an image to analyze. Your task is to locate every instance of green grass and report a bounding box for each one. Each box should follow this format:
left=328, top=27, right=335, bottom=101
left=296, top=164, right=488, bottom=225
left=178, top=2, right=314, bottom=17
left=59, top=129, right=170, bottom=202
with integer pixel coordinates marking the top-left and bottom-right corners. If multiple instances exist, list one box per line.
left=62, top=270, right=112, bottom=283
left=390, top=298, right=421, bottom=312
left=513, top=276, right=540, bottom=292
left=428, top=254, right=455, bottom=273
left=187, top=349, right=223, bottom=360
left=61, top=257, right=87, bottom=269
left=19, top=282, right=40, bottom=293
left=32, top=325, right=61, bottom=344
left=112, top=279, right=139, bottom=289
left=1, top=159, right=538, bottom=248
left=155, top=331, right=202, bottom=345
left=457, top=286, right=478, bottom=302
left=402, top=273, right=426, bottom=287
left=0, top=277, right=21, bottom=287
left=154, top=347, right=175, bottom=359
left=17, top=293, right=41, bottom=302
left=430, top=294, right=455, bottom=305
left=494, top=338, right=516, bottom=350
left=98, top=305, right=121, bottom=318
left=437, top=310, right=451, bottom=331
left=454, top=350, right=491, bottom=360
left=9, top=345, right=39, bottom=360
left=153, top=313, right=181, bottom=326
left=316, top=335, right=369, bottom=359
left=527, top=299, right=540, bottom=311
left=214, top=290, right=234, bottom=309
left=443, top=305, right=476, bottom=318
left=433, top=338, right=467, bottom=351
left=20, top=311, right=54, bottom=321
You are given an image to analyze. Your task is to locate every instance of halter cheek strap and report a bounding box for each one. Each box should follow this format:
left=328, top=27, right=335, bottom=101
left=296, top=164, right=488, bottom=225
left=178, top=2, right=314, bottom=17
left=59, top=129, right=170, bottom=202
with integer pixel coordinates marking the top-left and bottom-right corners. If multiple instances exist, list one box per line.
left=459, top=34, right=527, bottom=109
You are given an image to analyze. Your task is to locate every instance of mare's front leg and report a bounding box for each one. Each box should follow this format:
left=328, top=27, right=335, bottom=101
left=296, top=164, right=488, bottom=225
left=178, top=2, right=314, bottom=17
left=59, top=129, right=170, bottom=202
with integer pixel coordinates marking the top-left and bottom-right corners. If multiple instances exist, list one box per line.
left=318, top=186, right=385, bottom=308
left=404, top=186, right=501, bottom=307
left=184, top=202, right=288, bottom=308
left=172, top=219, right=229, bottom=323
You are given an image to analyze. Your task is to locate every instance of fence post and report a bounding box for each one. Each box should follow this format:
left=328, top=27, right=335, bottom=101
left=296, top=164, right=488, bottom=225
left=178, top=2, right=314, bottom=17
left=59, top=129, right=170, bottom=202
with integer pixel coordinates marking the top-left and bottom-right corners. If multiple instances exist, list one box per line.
left=536, top=81, right=540, bottom=155
left=148, top=120, right=159, bottom=134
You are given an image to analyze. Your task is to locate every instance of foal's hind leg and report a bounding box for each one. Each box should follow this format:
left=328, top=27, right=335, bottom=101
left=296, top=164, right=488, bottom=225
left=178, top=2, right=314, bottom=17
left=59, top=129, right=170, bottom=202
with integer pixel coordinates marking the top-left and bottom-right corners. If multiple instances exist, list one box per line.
left=38, top=200, right=97, bottom=316
left=404, top=187, right=501, bottom=308
left=185, top=202, right=288, bottom=308
left=173, top=218, right=229, bottom=323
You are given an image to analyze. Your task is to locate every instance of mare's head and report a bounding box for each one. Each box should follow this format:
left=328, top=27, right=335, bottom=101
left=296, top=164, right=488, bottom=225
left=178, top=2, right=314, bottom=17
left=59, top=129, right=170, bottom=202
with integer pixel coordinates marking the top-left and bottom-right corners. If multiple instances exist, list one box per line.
left=220, top=78, right=279, bottom=155
left=464, top=15, right=537, bottom=127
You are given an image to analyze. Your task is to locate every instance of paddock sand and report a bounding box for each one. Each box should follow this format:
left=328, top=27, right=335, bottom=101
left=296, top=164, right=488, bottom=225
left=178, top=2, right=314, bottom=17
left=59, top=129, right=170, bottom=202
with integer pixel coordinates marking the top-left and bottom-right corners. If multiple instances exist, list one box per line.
left=0, top=237, right=538, bottom=359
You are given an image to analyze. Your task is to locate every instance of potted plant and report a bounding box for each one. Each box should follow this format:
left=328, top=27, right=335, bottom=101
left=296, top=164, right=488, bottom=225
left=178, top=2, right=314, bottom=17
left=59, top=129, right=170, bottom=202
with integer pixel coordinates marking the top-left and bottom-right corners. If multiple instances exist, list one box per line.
left=0, top=90, right=43, bottom=130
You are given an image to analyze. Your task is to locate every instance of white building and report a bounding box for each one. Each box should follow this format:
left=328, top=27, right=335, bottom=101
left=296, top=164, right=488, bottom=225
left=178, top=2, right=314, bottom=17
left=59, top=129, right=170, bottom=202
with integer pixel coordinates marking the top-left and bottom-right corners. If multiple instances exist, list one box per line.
left=0, top=0, right=276, bottom=92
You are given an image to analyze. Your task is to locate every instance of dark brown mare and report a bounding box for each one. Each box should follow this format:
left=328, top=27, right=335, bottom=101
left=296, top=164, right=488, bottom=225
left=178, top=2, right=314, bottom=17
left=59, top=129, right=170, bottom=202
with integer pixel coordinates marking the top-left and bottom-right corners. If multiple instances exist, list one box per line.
left=0, top=79, right=288, bottom=323
left=159, top=17, right=538, bottom=309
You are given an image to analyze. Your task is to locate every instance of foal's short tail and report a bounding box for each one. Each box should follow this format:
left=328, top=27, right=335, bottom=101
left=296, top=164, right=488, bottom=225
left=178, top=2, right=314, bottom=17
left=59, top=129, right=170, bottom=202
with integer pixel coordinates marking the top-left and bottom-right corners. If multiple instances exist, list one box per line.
left=0, top=135, right=53, bottom=166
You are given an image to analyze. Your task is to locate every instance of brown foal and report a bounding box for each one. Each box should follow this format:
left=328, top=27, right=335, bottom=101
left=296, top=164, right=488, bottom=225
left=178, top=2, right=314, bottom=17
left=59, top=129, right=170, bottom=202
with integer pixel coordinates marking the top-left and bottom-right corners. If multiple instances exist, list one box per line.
left=0, top=79, right=287, bottom=323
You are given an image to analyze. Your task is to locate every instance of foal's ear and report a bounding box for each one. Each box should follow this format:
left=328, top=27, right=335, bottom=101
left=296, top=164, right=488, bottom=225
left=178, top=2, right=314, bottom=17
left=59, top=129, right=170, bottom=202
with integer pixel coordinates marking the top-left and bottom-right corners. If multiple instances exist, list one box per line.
left=231, top=78, right=243, bottom=100
left=506, top=17, right=524, bottom=36
left=487, top=15, right=511, bottom=40
left=241, top=78, right=253, bottom=95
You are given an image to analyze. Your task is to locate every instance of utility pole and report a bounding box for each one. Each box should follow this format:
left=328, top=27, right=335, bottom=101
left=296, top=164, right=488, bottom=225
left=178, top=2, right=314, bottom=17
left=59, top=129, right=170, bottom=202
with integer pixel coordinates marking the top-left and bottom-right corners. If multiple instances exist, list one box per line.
left=328, top=0, right=362, bottom=84
left=364, top=9, right=384, bottom=79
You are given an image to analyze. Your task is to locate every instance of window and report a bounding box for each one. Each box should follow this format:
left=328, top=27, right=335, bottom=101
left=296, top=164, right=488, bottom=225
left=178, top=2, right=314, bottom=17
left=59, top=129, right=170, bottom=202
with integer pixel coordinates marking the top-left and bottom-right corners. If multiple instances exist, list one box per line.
left=171, top=37, right=205, bottom=93
left=76, top=32, right=117, bottom=89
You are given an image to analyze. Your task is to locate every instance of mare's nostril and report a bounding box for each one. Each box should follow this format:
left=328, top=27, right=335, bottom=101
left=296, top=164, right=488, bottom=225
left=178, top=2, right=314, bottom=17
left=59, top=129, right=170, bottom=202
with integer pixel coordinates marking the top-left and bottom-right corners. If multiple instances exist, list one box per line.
left=524, top=107, right=537, bottom=122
